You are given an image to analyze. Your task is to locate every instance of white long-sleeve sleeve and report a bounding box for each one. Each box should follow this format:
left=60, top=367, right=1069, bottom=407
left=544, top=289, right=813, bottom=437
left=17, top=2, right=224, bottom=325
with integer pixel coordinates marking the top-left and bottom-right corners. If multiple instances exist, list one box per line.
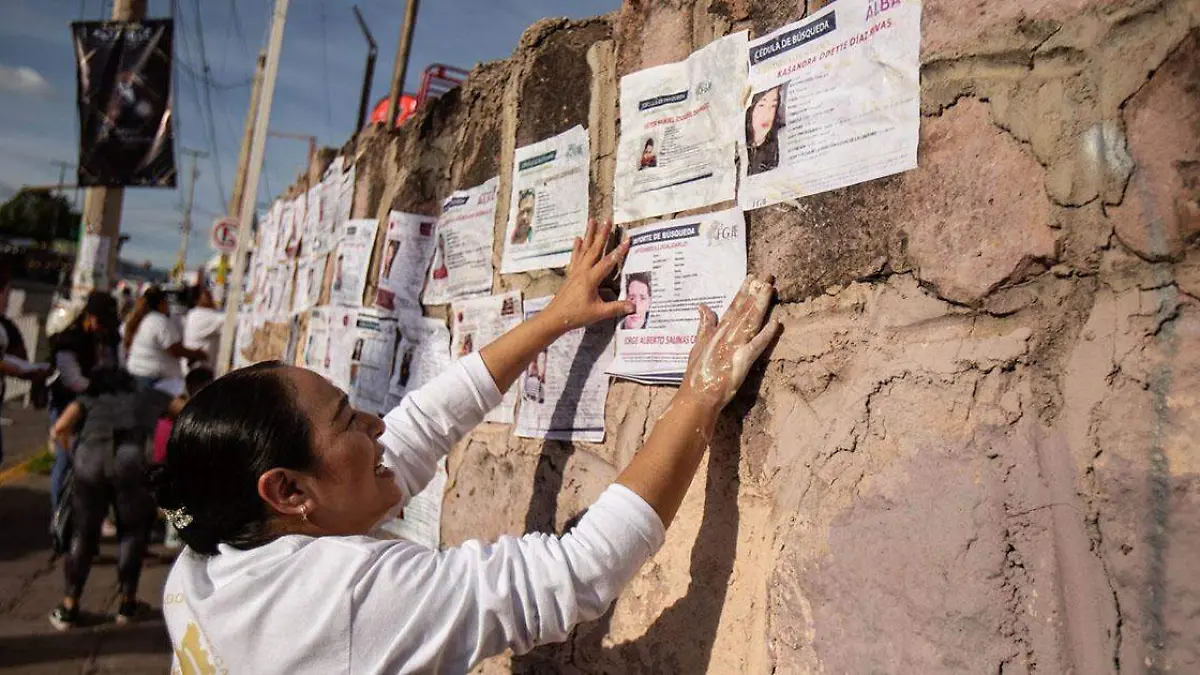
left=380, top=351, right=502, bottom=502
left=349, top=483, right=665, bottom=673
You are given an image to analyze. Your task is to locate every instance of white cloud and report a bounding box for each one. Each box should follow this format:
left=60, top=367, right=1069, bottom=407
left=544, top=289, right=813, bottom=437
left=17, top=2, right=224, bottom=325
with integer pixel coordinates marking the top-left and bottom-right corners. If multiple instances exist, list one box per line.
left=0, top=65, right=53, bottom=97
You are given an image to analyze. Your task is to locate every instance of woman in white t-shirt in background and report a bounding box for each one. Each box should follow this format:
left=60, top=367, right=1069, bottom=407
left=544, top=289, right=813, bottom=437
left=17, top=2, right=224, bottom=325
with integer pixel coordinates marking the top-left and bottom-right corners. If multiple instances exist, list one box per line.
left=182, top=286, right=224, bottom=370
left=123, top=286, right=208, bottom=389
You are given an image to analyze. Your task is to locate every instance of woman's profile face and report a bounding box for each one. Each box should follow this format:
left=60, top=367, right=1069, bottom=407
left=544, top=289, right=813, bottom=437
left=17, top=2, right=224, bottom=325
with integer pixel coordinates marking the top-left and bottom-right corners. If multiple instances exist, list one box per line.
left=282, top=367, right=401, bottom=535
left=751, top=88, right=780, bottom=138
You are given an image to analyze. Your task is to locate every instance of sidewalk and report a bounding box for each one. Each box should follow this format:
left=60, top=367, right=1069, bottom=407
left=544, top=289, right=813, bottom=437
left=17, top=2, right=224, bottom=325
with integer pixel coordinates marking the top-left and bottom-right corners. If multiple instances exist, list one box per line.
left=0, top=410, right=174, bottom=674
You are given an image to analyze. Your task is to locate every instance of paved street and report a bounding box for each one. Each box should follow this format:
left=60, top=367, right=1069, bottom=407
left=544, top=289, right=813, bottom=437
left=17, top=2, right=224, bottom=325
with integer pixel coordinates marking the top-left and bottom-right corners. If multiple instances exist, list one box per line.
left=0, top=406, right=174, bottom=674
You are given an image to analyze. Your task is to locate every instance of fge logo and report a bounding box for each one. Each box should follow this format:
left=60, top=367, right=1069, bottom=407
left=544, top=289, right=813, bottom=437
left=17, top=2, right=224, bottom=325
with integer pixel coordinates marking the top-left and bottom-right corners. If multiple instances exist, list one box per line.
left=866, top=0, right=901, bottom=20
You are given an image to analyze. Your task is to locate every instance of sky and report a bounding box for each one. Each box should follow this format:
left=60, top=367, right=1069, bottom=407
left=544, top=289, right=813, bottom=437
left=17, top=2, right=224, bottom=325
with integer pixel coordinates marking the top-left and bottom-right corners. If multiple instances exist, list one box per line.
left=0, top=0, right=620, bottom=270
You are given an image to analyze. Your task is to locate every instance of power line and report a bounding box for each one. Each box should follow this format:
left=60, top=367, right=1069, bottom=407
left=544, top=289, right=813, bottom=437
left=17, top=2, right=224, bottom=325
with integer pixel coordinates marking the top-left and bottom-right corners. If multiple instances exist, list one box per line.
left=188, top=0, right=230, bottom=209
left=318, top=0, right=334, bottom=139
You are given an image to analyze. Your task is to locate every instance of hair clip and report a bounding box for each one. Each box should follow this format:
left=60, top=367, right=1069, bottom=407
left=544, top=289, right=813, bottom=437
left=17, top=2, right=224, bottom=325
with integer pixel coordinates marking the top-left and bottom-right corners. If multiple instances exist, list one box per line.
left=164, top=507, right=193, bottom=530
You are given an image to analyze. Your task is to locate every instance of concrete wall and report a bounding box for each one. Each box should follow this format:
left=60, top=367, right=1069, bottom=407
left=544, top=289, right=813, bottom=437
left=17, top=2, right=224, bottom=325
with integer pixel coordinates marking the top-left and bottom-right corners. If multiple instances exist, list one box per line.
left=253, top=0, right=1200, bottom=671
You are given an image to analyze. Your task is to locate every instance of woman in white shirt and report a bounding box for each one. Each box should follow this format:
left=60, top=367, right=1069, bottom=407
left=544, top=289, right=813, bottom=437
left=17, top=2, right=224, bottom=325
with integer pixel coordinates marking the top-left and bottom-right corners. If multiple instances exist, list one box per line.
left=149, top=222, right=779, bottom=674
left=123, top=286, right=207, bottom=388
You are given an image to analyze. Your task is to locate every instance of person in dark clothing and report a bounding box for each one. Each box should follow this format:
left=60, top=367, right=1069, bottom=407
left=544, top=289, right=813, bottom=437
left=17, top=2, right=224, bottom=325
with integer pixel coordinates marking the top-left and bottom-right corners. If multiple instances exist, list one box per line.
left=48, top=367, right=175, bottom=630
left=47, top=292, right=121, bottom=511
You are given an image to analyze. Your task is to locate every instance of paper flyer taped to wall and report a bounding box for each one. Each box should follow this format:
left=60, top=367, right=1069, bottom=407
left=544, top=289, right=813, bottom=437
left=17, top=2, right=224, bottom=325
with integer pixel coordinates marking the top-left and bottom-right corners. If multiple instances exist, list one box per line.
left=325, top=306, right=359, bottom=392
left=501, top=126, right=590, bottom=274
left=451, top=291, right=523, bottom=423
left=515, top=296, right=613, bottom=443
left=739, top=0, right=921, bottom=210
left=379, top=457, right=447, bottom=549
left=301, top=306, right=332, bottom=377
left=347, top=308, right=400, bottom=416
left=375, top=211, right=437, bottom=312
left=423, top=177, right=499, bottom=306
left=330, top=218, right=379, bottom=308
left=384, top=314, right=452, bottom=411
left=608, top=208, right=747, bottom=384
left=614, top=31, right=748, bottom=223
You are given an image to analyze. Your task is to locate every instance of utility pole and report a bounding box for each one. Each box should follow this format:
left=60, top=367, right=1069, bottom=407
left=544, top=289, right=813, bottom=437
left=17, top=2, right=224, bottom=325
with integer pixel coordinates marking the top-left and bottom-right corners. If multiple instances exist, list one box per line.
left=174, top=148, right=206, bottom=281
left=214, top=49, right=266, bottom=293
left=74, top=0, right=146, bottom=298
left=228, top=50, right=266, bottom=219
left=352, top=6, right=377, bottom=133
left=216, top=0, right=289, bottom=374
left=384, top=0, right=420, bottom=128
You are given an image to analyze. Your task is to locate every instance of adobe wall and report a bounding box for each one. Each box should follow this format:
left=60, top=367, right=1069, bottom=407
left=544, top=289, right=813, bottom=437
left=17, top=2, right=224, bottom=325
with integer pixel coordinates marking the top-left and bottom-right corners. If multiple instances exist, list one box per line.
left=253, top=1, right=1200, bottom=671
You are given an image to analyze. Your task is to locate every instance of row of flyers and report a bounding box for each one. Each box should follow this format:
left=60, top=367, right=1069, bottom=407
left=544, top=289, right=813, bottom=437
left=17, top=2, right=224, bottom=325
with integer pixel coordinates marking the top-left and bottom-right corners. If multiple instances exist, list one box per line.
left=247, top=0, right=919, bottom=325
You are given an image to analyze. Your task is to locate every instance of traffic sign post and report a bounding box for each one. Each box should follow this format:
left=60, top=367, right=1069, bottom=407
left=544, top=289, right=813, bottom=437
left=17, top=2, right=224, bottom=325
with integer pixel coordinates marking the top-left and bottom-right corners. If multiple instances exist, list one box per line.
left=210, top=217, right=238, bottom=254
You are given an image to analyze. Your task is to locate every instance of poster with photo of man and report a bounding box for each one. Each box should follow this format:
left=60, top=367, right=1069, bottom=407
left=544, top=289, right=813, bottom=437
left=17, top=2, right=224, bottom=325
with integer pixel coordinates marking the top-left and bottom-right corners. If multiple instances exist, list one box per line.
left=72, top=19, right=176, bottom=187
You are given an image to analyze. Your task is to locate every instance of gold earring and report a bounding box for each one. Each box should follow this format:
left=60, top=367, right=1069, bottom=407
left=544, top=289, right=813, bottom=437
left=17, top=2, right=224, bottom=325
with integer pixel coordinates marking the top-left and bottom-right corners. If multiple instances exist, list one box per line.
left=300, top=504, right=310, bottom=523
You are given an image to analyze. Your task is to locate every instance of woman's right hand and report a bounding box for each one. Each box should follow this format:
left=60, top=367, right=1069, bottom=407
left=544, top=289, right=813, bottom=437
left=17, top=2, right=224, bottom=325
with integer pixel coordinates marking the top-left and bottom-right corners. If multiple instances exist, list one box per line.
left=679, top=274, right=779, bottom=411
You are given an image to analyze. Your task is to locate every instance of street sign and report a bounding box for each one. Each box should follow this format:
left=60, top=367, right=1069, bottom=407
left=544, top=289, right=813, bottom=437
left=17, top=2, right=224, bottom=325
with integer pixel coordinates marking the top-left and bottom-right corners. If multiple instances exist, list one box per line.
left=210, top=217, right=238, bottom=254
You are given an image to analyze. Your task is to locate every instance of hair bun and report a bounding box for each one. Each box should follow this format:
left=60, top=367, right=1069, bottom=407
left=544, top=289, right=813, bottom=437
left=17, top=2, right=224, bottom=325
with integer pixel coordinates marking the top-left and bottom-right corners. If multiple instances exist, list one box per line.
left=146, top=463, right=184, bottom=511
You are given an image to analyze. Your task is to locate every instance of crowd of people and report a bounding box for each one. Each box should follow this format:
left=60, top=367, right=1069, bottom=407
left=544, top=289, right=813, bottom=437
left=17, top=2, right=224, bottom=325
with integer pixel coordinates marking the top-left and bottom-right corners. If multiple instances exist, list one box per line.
left=39, top=282, right=220, bottom=630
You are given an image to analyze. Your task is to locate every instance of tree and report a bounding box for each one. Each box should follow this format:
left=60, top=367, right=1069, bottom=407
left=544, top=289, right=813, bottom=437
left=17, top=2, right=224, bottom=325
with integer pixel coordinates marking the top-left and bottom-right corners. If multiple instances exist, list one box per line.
left=0, top=191, right=81, bottom=243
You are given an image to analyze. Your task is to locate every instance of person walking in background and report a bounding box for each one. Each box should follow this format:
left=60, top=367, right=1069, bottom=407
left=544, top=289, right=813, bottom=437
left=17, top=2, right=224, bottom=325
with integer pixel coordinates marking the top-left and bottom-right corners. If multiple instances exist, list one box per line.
left=153, top=366, right=214, bottom=550
left=123, top=286, right=207, bottom=390
left=48, top=367, right=179, bottom=630
left=47, top=292, right=121, bottom=512
left=182, top=286, right=223, bottom=370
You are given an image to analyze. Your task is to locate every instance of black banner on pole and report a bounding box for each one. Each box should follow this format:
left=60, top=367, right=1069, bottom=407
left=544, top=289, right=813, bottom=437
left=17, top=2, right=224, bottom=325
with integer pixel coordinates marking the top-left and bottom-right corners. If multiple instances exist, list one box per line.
left=72, top=19, right=176, bottom=188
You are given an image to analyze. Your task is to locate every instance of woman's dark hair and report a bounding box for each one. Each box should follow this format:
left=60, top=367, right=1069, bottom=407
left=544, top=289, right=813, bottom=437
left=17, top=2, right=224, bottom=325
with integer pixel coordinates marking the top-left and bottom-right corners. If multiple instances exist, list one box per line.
left=625, top=272, right=652, bottom=295
left=84, top=366, right=136, bottom=397
left=123, top=285, right=167, bottom=351
left=148, top=361, right=315, bottom=555
left=643, top=138, right=654, bottom=151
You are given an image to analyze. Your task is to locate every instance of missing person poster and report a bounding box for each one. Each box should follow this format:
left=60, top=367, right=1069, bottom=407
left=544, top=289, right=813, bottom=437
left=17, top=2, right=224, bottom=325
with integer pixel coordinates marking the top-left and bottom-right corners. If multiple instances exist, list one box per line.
left=451, top=291, right=523, bottom=424
left=330, top=218, right=379, bottom=308
left=375, top=211, right=437, bottom=312
left=384, top=314, right=453, bottom=411
left=739, top=0, right=921, bottom=211
left=614, top=31, right=748, bottom=223
left=379, top=457, right=447, bottom=549
left=423, top=178, right=499, bottom=306
left=325, top=307, right=360, bottom=392
left=515, top=296, right=613, bottom=442
left=500, top=126, right=590, bottom=274
left=348, top=309, right=401, bottom=416
left=302, top=307, right=332, bottom=376
left=607, top=208, right=747, bottom=384
left=293, top=254, right=327, bottom=315
left=72, top=19, right=176, bottom=187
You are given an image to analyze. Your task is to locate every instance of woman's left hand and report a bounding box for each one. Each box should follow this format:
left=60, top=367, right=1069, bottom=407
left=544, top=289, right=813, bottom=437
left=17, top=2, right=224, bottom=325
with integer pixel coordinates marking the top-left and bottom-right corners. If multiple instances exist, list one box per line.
left=544, top=219, right=632, bottom=332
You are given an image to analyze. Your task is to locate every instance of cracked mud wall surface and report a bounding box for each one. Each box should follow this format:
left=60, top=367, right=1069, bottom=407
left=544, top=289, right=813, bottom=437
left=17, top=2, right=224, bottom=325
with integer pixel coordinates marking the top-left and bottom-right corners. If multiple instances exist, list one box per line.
left=253, top=1, right=1200, bottom=672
